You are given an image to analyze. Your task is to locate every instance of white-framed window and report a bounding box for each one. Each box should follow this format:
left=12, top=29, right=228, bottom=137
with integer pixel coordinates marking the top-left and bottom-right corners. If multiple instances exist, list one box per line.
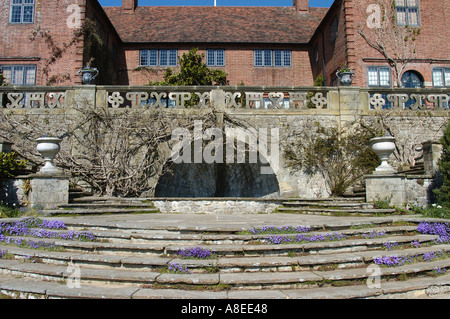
left=140, top=49, right=177, bottom=67
left=206, top=49, right=225, bottom=67
left=395, top=0, right=420, bottom=26
left=432, top=68, right=450, bottom=87
left=367, top=66, right=391, bottom=87
left=329, top=15, right=338, bottom=44
left=254, top=50, right=291, bottom=67
left=1, top=65, right=36, bottom=85
left=10, top=0, right=35, bottom=24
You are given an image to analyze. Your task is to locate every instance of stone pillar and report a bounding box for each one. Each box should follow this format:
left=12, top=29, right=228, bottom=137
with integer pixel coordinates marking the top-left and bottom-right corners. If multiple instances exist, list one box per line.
left=336, top=87, right=368, bottom=126
left=28, top=137, right=69, bottom=209
left=365, top=174, right=406, bottom=207
left=211, top=89, right=226, bottom=129
left=29, top=174, right=69, bottom=209
left=422, top=141, right=443, bottom=176
left=365, top=135, right=407, bottom=206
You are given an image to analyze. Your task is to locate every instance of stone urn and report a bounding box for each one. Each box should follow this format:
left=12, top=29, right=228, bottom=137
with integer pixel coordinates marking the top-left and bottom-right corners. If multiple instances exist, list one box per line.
left=336, top=70, right=356, bottom=86
left=36, top=137, right=62, bottom=174
left=370, top=135, right=396, bottom=174
left=78, top=67, right=99, bottom=84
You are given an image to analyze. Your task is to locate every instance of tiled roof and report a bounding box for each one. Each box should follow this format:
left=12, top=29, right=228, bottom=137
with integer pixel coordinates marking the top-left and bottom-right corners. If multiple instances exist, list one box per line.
left=103, top=6, right=329, bottom=44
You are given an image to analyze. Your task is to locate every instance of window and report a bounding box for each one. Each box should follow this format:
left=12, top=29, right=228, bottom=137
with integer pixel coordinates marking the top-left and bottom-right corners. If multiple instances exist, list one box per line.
left=329, top=16, right=338, bottom=44
left=367, top=66, right=391, bottom=87
left=313, top=44, right=319, bottom=64
left=10, top=0, right=35, bottom=24
left=395, top=0, right=420, bottom=26
left=254, top=50, right=291, bottom=67
left=432, top=68, right=450, bottom=87
left=1, top=65, right=36, bottom=85
left=207, top=49, right=225, bottom=67
left=140, top=50, right=177, bottom=67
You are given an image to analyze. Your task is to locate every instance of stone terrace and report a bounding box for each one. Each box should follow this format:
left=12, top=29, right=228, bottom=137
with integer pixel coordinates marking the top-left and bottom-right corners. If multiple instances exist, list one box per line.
left=1, top=199, right=449, bottom=299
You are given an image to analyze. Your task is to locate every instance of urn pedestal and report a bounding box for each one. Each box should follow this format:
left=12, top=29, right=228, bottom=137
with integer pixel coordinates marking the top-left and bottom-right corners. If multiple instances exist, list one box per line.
left=370, top=135, right=396, bottom=174
left=31, top=137, right=69, bottom=209
left=36, top=137, right=62, bottom=175
left=336, top=71, right=356, bottom=86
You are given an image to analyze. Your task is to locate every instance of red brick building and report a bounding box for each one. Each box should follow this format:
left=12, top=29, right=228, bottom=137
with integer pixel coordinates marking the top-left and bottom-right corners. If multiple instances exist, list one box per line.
left=1, top=0, right=448, bottom=87
left=310, top=0, right=450, bottom=88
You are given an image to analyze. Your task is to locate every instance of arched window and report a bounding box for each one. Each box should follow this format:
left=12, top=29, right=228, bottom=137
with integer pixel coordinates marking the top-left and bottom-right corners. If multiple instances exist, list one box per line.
left=401, top=70, right=425, bottom=109
left=401, top=70, right=424, bottom=88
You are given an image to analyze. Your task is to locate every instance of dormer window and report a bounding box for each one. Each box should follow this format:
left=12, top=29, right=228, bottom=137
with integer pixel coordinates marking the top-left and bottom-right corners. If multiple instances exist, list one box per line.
left=395, top=0, right=420, bottom=26
left=10, top=0, right=35, bottom=24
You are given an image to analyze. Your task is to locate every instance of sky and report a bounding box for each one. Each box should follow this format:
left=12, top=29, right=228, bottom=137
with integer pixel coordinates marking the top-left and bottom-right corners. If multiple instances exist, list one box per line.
left=98, top=0, right=335, bottom=7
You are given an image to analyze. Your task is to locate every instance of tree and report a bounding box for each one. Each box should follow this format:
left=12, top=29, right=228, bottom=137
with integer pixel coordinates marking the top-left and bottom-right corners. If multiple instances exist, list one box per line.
left=434, top=120, right=450, bottom=203
left=357, top=0, right=421, bottom=87
left=284, top=120, right=381, bottom=197
left=149, top=48, right=228, bottom=86
left=0, top=106, right=217, bottom=197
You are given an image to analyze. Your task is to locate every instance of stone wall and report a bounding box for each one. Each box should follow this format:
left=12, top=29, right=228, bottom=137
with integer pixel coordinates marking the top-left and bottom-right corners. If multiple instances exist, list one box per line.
left=0, top=85, right=448, bottom=205
left=152, top=198, right=283, bottom=214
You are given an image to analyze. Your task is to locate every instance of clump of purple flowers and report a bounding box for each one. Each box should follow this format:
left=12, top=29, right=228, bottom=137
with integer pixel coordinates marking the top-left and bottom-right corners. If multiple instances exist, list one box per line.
left=263, top=232, right=346, bottom=245
left=374, top=255, right=409, bottom=267
left=434, top=267, right=447, bottom=275
left=249, top=225, right=311, bottom=235
left=374, top=250, right=446, bottom=267
left=363, top=230, right=386, bottom=239
left=167, top=262, right=192, bottom=274
left=422, top=250, right=445, bottom=262
left=416, top=222, right=450, bottom=243
left=0, top=235, right=59, bottom=250
left=177, top=247, right=214, bottom=259
left=410, top=240, right=421, bottom=248
left=383, top=241, right=400, bottom=251
left=0, top=217, right=96, bottom=251
left=0, top=249, right=7, bottom=259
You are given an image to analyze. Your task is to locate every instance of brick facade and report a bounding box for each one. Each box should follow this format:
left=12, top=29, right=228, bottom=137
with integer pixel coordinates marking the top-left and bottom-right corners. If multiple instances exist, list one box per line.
left=1, top=0, right=448, bottom=87
left=311, top=0, right=450, bottom=87
left=0, top=0, right=85, bottom=86
left=0, top=0, right=121, bottom=86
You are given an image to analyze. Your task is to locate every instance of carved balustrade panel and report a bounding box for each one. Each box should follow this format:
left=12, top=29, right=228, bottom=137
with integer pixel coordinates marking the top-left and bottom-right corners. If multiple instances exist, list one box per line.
left=1, top=87, right=447, bottom=112
left=368, top=91, right=449, bottom=110
left=3, top=91, right=66, bottom=109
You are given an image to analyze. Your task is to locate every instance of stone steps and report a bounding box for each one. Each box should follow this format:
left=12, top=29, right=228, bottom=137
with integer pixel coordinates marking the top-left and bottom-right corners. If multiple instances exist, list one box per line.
left=276, top=207, right=397, bottom=215
left=1, top=213, right=450, bottom=299
left=279, top=198, right=397, bottom=215
left=3, top=240, right=448, bottom=274
left=2, top=248, right=450, bottom=289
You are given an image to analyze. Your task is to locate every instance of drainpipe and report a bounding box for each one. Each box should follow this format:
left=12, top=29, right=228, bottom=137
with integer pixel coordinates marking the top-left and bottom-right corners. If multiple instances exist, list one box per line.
left=321, top=30, right=326, bottom=85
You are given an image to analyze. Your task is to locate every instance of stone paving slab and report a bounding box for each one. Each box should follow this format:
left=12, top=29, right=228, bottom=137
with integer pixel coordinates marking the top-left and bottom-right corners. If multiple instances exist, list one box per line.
left=1, top=273, right=450, bottom=299
left=0, top=259, right=161, bottom=284
left=0, top=260, right=66, bottom=278
left=217, top=256, right=298, bottom=269
left=132, top=288, right=227, bottom=299
left=157, top=273, right=220, bottom=285
left=281, top=285, right=382, bottom=299
left=50, top=213, right=428, bottom=233
left=46, top=284, right=139, bottom=299
left=220, top=271, right=323, bottom=285
left=294, top=253, right=364, bottom=266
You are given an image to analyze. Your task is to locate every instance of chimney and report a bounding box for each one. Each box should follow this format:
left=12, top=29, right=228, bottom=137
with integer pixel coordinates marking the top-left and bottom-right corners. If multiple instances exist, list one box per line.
left=123, top=0, right=138, bottom=12
left=293, top=0, right=309, bottom=13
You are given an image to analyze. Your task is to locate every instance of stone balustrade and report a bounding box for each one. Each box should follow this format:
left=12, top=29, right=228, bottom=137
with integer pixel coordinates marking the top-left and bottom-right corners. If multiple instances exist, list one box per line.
left=1, top=85, right=448, bottom=113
